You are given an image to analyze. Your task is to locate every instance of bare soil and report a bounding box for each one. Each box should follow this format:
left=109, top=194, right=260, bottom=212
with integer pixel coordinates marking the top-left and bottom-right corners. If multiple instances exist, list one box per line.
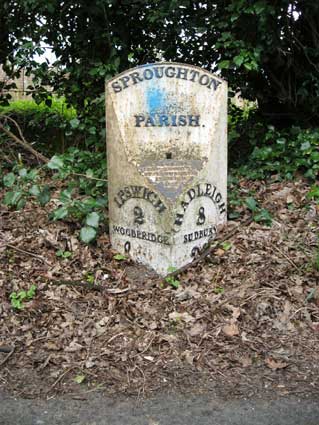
left=0, top=178, right=318, bottom=400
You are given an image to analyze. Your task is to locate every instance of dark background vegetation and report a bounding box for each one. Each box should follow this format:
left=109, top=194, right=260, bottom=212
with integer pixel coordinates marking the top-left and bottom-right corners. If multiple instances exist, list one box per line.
left=0, top=0, right=318, bottom=241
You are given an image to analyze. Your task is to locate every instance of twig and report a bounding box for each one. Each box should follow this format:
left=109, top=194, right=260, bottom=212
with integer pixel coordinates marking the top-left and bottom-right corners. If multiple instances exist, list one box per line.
left=272, top=244, right=300, bottom=271
left=131, top=333, right=156, bottom=358
left=165, top=217, right=253, bottom=279
left=0, top=346, right=15, bottom=367
left=50, top=367, right=74, bottom=390
left=71, top=172, right=107, bottom=182
left=105, top=287, right=131, bottom=295
left=48, top=279, right=103, bottom=292
left=48, top=279, right=131, bottom=295
left=0, top=116, right=49, bottom=164
left=106, top=333, right=125, bottom=345
left=5, top=243, right=50, bottom=265
left=0, top=346, right=14, bottom=353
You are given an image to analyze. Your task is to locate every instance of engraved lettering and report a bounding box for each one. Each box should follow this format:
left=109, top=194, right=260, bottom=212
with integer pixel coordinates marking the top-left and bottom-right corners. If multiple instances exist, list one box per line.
left=130, top=71, right=143, bottom=85
left=119, top=75, right=130, bottom=89
left=112, top=81, right=122, bottom=93
left=165, top=66, right=176, bottom=77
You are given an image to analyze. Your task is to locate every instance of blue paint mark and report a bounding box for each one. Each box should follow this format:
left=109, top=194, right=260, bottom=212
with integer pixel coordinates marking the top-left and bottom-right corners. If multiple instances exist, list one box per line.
left=147, top=88, right=167, bottom=114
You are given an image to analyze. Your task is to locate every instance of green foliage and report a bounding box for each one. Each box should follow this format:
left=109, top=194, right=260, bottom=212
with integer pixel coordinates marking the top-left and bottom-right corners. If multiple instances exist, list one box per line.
left=10, top=284, right=37, bottom=310
left=245, top=196, right=272, bottom=226
left=0, top=98, right=75, bottom=119
left=0, top=98, right=77, bottom=156
left=47, top=149, right=106, bottom=196
left=113, top=254, right=126, bottom=261
left=85, top=273, right=95, bottom=284
left=74, top=374, right=86, bottom=384
left=246, top=127, right=319, bottom=180
left=221, top=241, right=232, bottom=251
left=229, top=105, right=319, bottom=180
left=313, top=250, right=319, bottom=272
left=307, top=185, right=319, bottom=203
left=1, top=147, right=107, bottom=245
left=2, top=0, right=319, bottom=124
left=49, top=186, right=105, bottom=243
left=47, top=149, right=107, bottom=243
left=213, top=286, right=224, bottom=295
left=56, top=249, right=73, bottom=259
left=1, top=166, right=50, bottom=209
left=227, top=174, right=273, bottom=225
left=80, top=226, right=97, bottom=244
left=165, top=267, right=180, bottom=289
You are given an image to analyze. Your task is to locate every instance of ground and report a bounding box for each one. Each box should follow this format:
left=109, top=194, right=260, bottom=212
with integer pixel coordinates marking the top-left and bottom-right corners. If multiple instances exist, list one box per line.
left=0, top=177, right=318, bottom=400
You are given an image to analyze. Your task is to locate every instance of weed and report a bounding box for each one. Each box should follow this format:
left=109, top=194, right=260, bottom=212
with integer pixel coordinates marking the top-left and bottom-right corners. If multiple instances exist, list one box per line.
left=165, top=267, right=180, bottom=289
left=56, top=249, right=72, bottom=259
left=10, top=284, right=37, bottom=310
left=85, top=273, right=95, bottom=284
left=74, top=374, right=86, bottom=384
left=221, top=241, right=232, bottom=251
left=213, top=286, right=224, bottom=294
left=312, top=249, right=319, bottom=272
left=245, top=196, right=272, bottom=226
left=113, top=254, right=126, bottom=261
left=1, top=166, right=50, bottom=210
left=307, top=184, right=319, bottom=203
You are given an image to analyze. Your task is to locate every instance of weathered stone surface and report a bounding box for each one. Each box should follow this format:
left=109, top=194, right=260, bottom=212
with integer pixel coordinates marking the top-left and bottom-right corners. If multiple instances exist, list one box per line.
left=106, top=62, right=227, bottom=276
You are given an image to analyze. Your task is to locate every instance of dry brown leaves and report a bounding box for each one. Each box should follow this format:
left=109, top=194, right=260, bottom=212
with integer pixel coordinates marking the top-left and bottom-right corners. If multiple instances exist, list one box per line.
left=0, top=178, right=318, bottom=399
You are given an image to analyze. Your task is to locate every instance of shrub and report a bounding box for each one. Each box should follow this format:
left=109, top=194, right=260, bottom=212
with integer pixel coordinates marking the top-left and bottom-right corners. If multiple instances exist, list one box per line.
left=229, top=103, right=319, bottom=180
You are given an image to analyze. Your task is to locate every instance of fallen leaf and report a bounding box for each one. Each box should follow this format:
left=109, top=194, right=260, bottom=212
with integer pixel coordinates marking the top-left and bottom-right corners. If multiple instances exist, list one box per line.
left=65, top=340, right=83, bottom=352
left=181, top=350, right=195, bottom=365
left=222, top=322, right=239, bottom=337
left=188, top=322, right=206, bottom=337
left=265, top=357, right=288, bottom=370
left=239, top=355, right=253, bottom=367
left=311, top=322, right=319, bottom=332
left=85, top=358, right=95, bottom=368
left=168, top=311, right=194, bottom=323
left=144, top=355, right=154, bottom=362
left=45, top=341, right=61, bottom=351
left=74, top=374, right=86, bottom=384
left=215, top=248, right=225, bottom=257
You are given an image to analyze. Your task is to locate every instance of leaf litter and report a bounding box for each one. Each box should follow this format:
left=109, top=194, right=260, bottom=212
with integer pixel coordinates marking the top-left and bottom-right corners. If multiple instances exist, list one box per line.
left=0, top=178, right=318, bottom=399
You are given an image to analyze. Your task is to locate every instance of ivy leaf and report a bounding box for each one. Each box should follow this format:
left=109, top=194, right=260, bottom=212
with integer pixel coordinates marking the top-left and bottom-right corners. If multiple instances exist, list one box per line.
left=37, top=185, right=51, bottom=206
left=218, top=60, right=230, bottom=69
left=29, top=184, right=41, bottom=196
left=80, top=226, right=97, bottom=243
left=16, top=198, right=26, bottom=210
left=47, top=155, right=64, bottom=170
left=27, top=169, right=39, bottom=181
left=3, top=191, right=22, bottom=206
left=301, top=141, right=311, bottom=151
left=59, top=189, right=72, bottom=203
left=307, top=184, right=319, bottom=200
left=3, top=173, right=16, bottom=187
left=18, top=168, right=28, bottom=178
left=254, top=3, right=265, bottom=14
left=51, top=206, right=68, bottom=220
left=254, top=208, right=272, bottom=226
left=70, top=118, right=80, bottom=129
left=233, top=55, right=245, bottom=67
left=113, top=254, right=126, bottom=261
left=85, top=212, right=100, bottom=228
left=245, top=197, right=258, bottom=212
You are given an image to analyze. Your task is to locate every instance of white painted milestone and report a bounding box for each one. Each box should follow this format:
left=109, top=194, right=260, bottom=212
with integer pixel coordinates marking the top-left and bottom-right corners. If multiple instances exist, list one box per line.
left=106, top=62, right=227, bottom=276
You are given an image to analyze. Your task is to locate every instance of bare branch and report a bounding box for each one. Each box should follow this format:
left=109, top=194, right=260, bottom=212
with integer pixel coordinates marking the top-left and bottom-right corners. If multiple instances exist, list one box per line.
left=0, top=114, right=49, bottom=164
